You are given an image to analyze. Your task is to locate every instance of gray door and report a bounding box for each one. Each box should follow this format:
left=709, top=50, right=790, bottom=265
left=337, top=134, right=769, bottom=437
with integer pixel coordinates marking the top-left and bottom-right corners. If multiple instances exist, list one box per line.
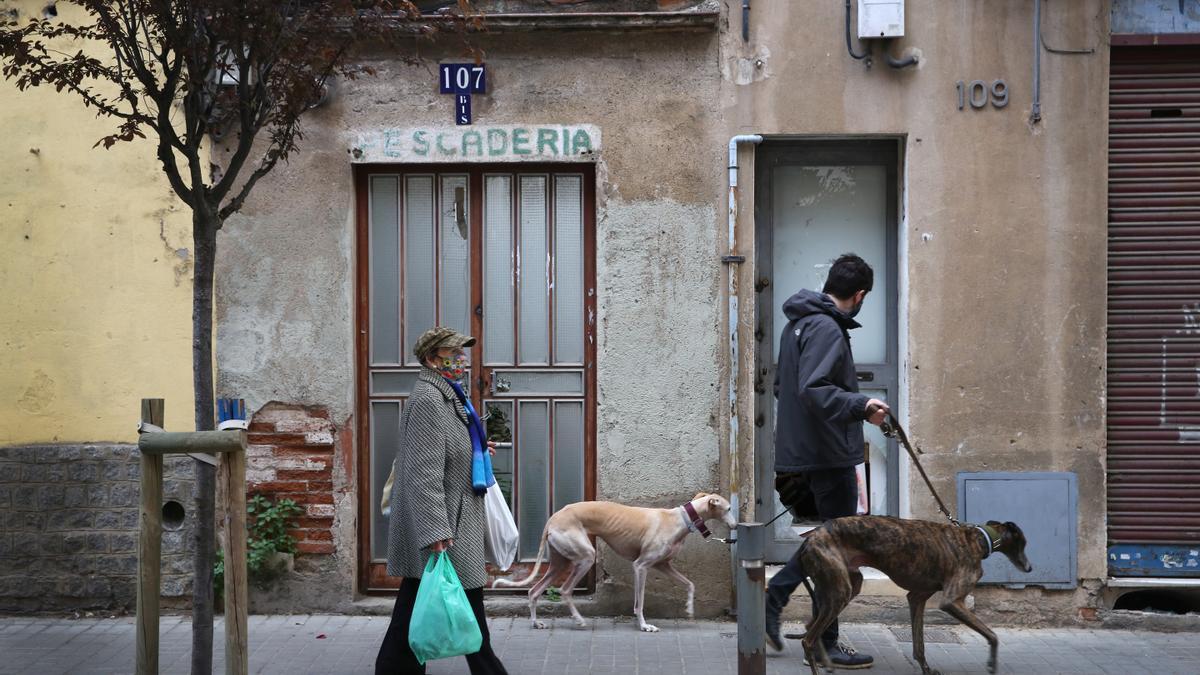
left=754, top=141, right=900, bottom=562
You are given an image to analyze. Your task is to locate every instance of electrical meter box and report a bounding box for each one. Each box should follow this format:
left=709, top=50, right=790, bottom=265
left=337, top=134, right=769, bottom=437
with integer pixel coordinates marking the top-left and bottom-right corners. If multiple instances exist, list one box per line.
left=858, top=0, right=905, bottom=39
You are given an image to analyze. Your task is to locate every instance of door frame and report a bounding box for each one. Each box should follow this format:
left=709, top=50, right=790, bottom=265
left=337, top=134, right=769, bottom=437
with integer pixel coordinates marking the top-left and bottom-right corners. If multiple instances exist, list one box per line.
left=753, top=139, right=901, bottom=562
left=353, top=163, right=598, bottom=593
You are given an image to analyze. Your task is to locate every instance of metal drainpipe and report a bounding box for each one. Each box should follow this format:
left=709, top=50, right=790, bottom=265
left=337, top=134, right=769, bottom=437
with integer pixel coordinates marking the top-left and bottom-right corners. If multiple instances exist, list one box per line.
left=1031, top=0, right=1042, bottom=123
left=726, top=134, right=763, bottom=527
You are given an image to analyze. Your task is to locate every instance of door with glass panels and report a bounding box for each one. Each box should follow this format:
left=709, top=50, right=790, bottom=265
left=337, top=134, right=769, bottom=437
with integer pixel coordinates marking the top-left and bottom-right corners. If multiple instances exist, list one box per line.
left=356, top=165, right=596, bottom=591
left=753, top=141, right=899, bottom=563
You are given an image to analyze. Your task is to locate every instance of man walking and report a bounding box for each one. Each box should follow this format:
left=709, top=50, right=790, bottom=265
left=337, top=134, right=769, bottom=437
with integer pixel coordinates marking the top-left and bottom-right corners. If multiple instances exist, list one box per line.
left=765, top=253, right=888, bottom=669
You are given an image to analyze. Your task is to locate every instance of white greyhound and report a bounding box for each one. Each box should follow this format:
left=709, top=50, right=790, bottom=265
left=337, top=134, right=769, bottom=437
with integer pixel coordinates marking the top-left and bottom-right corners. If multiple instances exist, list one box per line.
left=492, top=493, right=736, bottom=632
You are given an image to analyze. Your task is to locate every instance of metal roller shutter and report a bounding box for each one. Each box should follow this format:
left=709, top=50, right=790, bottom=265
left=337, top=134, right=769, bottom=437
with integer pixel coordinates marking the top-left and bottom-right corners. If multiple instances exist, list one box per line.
left=1108, top=46, right=1200, bottom=576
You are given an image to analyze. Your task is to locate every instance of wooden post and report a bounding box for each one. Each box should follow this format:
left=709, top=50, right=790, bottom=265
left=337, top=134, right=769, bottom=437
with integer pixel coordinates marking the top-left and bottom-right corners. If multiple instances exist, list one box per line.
left=218, top=444, right=249, bottom=675
left=136, top=399, right=164, bottom=675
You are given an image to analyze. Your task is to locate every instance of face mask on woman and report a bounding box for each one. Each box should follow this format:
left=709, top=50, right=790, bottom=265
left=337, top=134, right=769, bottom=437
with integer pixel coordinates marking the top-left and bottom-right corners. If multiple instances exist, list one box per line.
left=437, top=352, right=469, bottom=382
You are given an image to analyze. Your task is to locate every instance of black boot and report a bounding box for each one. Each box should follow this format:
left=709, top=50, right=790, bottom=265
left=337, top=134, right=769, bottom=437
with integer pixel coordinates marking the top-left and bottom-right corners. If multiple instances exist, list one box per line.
left=764, top=596, right=784, bottom=652
left=805, top=640, right=874, bottom=669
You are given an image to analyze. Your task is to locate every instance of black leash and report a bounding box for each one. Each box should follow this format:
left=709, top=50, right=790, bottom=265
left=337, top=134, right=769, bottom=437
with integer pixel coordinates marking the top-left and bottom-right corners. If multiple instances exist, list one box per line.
left=730, top=406, right=959, bottom=547
left=877, top=409, right=960, bottom=526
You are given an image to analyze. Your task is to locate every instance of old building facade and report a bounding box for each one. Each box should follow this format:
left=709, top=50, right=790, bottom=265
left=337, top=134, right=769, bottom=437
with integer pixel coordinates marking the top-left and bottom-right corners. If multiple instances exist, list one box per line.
left=4, top=0, right=1199, bottom=624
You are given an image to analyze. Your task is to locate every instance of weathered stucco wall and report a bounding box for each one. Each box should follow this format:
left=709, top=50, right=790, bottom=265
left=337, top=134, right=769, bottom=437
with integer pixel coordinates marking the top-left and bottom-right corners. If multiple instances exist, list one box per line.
left=727, top=0, right=1110, bottom=623
left=216, top=29, right=730, bottom=615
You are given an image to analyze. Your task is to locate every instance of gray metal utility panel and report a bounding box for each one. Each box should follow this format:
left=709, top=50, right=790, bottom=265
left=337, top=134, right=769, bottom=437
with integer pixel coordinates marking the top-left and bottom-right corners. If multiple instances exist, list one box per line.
left=957, top=472, right=1078, bottom=589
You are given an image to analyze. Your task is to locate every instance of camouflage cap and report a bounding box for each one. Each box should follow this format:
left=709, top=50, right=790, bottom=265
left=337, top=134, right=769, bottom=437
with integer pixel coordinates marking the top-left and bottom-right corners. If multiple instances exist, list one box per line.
left=413, top=326, right=476, bottom=362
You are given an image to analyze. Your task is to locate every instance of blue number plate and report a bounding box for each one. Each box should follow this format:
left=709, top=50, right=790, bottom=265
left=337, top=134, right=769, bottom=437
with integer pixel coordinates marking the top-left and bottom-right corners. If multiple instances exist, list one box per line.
left=440, top=63, right=486, bottom=94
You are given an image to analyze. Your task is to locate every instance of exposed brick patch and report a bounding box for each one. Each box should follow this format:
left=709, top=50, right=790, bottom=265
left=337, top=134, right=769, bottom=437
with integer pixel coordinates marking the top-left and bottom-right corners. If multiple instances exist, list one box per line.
left=296, top=542, right=335, bottom=555
left=246, top=403, right=337, bottom=557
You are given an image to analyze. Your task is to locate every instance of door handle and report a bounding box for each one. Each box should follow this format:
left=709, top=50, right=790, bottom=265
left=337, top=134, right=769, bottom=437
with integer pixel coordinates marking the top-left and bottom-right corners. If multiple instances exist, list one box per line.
left=856, top=371, right=875, bottom=382
left=491, top=374, right=511, bottom=395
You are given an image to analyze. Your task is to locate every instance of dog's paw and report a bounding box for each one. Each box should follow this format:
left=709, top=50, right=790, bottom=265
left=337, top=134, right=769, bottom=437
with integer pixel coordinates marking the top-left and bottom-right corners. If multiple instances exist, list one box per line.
left=573, top=619, right=588, bottom=628
left=639, top=623, right=659, bottom=633
left=532, top=620, right=548, bottom=629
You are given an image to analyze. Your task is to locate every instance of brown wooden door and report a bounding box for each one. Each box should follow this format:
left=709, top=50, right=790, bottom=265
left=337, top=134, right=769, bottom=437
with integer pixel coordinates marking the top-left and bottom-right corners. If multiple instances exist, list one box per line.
left=355, top=164, right=597, bottom=591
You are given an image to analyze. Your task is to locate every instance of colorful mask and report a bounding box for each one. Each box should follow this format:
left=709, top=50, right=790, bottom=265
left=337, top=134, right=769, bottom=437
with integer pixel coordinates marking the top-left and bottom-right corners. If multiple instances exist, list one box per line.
left=437, top=352, right=469, bottom=382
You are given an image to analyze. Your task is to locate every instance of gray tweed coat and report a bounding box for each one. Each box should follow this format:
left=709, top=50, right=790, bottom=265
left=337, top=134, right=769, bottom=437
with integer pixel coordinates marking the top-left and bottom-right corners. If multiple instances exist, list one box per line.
left=385, top=368, right=488, bottom=589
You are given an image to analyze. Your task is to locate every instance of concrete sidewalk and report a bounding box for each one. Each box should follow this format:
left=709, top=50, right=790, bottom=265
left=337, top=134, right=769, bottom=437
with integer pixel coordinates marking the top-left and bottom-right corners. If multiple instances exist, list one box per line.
left=2, top=613, right=1198, bottom=674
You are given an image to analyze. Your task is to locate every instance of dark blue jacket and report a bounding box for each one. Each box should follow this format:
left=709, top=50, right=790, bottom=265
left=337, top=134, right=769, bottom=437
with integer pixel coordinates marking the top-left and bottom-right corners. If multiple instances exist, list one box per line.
left=773, top=290, right=870, bottom=472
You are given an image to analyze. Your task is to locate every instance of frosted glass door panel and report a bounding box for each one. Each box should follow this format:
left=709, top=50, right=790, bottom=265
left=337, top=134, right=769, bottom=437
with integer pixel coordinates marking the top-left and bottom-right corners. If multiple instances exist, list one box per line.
left=484, top=175, right=515, bottom=364
left=370, top=371, right=419, bottom=396
left=518, top=176, right=549, bottom=365
left=440, top=175, right=471, bottom=337
left=554, top=175, right=585, bottom=365
left=492, top=370, right=584, bottom=396
left=518, top=401, right=550, bottom=559
left=371, top=401, right=401, bottom=560
left=405, top=175, right=436, bottom=364
left=369, top=176, right=400, bottom=365
left=860, top=387, right=889, bottom=514
left=553, top=401, right=585, bottom=511
left=771, top=165, right=887, bottom=364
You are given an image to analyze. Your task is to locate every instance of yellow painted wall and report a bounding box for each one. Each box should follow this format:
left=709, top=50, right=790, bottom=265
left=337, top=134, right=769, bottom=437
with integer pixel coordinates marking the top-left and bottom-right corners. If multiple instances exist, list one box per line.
left=0, top=1, right=196, bottom=444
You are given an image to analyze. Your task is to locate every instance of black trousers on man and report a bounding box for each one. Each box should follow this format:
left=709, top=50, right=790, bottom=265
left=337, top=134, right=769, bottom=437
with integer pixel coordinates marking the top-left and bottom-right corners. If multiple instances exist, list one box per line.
left=766, top=466, right=858, bottom=646
left=375, top=577, right=508, bottom=675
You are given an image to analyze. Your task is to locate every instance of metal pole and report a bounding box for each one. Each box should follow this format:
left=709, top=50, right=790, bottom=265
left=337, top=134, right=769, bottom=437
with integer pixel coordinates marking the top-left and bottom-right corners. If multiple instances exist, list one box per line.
left=736, top=522, right=765, bottom=675
left=1031, top=0, right=1042, bottom=123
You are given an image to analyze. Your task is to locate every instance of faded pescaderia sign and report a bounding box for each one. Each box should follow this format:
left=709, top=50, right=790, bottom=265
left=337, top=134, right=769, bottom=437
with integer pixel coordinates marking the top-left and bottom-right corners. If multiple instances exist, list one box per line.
left=349, top=125, right=600, bottom=163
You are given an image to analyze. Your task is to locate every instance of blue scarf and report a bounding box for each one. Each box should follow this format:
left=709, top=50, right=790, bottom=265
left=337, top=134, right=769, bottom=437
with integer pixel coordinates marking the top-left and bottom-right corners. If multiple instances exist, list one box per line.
left=447, top=379, right=495, bottom=494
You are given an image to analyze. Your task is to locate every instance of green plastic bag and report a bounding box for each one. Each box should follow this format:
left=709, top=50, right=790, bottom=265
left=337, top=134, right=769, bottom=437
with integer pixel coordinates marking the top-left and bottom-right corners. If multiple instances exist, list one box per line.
left=408, top=552, right=483, bottom=664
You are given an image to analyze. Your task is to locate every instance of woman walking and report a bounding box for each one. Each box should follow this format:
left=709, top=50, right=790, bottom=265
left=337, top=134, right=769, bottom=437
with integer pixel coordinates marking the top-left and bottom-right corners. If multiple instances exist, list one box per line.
left=375, top=327, right=508, bottom=675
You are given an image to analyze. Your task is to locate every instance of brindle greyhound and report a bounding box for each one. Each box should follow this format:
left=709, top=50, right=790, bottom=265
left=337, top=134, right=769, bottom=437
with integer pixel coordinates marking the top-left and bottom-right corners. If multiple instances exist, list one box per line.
left=795, top=515, right=1031, bottom=675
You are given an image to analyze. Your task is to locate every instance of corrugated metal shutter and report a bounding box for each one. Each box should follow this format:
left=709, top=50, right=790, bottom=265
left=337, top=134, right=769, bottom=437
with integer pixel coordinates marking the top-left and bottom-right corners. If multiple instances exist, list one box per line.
left=1108, top=46, right=1200, bottom=557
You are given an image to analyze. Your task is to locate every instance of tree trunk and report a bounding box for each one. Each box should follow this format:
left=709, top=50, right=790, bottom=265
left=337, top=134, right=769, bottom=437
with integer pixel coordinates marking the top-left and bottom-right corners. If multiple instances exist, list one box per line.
left=191, top=218, right=218, bottom=675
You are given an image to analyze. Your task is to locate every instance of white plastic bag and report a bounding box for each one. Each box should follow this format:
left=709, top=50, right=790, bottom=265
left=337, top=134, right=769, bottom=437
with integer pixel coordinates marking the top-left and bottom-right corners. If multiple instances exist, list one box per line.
left=855, top=463, right=869, bottom=515
left=483, top=483, right=519, bottom=571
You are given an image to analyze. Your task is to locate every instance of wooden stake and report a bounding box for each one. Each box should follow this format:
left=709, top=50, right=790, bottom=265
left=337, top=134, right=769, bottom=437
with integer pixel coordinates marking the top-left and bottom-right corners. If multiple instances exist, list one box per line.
left=136, top=399, right=164, bottom=675
left=218, top=441, right=249, bottom=675
left=138, top=430, right=246, bottom=456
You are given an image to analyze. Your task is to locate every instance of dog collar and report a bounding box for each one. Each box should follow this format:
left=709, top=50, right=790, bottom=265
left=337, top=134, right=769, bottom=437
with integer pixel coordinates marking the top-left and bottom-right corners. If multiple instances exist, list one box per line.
left=682, top=502, right=711, bottom=539
left=974, top=525, right=1000, bottom=559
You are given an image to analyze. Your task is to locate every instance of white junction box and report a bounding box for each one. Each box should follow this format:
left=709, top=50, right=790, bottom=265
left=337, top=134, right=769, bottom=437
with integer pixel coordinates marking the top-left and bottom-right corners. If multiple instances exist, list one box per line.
left=858, top=0, right=905, bottom=39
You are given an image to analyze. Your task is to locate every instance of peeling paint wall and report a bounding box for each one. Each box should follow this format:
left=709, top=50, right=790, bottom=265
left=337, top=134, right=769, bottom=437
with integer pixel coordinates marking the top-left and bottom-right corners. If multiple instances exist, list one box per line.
left=216, top=30, right=728, bottom=614
left=725, top=0, right=1110, bottom=623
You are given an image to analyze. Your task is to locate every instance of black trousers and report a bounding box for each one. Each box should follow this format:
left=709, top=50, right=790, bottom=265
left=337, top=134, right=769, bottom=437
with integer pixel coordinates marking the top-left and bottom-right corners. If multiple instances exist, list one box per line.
left=375, top=577, right=508, bottom=675
left=767, top=466, right=858, bottom=646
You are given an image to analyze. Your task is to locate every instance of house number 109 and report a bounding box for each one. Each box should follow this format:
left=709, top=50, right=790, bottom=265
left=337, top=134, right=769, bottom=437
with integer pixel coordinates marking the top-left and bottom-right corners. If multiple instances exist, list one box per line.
left=956, top=79, right=1008, bottom=110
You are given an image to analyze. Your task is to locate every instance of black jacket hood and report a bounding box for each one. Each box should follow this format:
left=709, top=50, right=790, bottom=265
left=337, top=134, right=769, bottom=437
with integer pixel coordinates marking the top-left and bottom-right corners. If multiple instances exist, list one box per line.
left=781, top=289, right=862, bottom=330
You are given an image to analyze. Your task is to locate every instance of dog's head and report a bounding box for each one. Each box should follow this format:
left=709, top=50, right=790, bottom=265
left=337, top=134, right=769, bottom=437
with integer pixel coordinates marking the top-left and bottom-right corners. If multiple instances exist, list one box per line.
left=988, top=520, right=1032, bottom=573
left=693, top=492, right=737, bottom=529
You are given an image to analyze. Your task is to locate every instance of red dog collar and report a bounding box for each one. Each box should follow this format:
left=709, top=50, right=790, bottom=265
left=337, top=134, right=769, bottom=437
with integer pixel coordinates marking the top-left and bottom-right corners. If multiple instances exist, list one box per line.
left=683, top=502, right=711, bottom=538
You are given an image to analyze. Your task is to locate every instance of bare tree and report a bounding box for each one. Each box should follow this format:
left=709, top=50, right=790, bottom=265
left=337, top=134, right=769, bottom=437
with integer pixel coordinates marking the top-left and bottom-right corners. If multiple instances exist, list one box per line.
left=1, top=1, right=478, bottom=672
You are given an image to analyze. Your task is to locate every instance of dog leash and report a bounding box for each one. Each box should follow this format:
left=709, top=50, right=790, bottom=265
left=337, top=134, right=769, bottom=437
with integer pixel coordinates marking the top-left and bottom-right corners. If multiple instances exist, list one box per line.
left=719, top=407, right=960, bottom=543
left=877, top=408, right=960, bottom=526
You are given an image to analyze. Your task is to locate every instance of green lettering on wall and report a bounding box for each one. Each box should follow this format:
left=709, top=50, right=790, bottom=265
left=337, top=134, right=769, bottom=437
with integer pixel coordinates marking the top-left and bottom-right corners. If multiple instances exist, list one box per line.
left=536, top=128, right=558, bottom=156
left=487, top=129, right=508, bottom=156
left=384, top=130, right=404, bottom=157
left=571, top=129, right=592, bottom=155
left=411, top=130, right=430, bottom=156
left=436, top=133, right=457, bottom=156
left=512, top=128, right=532, bottom=155
left=462, top=131, right=483, bottom=157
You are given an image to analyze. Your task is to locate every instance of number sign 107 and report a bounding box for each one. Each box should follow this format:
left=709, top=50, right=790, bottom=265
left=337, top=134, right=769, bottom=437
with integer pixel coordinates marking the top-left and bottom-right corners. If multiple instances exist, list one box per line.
left=440, top=63, right=486, bottom=95
left=956, top=79, right=1008, bottom=110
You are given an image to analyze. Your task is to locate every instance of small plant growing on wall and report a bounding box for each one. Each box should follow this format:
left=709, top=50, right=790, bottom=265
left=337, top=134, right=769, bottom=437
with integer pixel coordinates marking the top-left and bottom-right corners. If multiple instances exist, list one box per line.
left=215, top=494, right=304, bottom=599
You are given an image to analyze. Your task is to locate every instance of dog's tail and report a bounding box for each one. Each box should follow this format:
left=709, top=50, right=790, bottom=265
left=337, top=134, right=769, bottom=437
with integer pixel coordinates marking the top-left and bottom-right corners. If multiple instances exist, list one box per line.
left=490, top=524, right=550, bottom=589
